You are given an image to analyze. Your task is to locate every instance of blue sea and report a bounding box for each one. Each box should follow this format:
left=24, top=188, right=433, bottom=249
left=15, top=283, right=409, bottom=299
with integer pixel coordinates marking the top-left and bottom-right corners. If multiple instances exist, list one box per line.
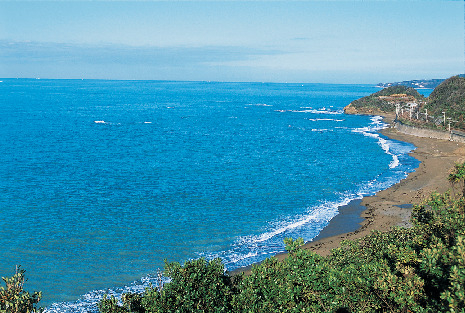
left=0, top=79, right=431, bottom=312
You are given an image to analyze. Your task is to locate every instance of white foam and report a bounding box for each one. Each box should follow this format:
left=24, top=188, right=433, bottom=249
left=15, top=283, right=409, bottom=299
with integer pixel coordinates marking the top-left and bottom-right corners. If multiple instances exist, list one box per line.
left=377, top=137, right=400, bottom=169
left=246, top=103, right=272, bottom=107
left=195, top=195, right=364, bottom=273
left=225, top=251, right=259, bottom=264
left=311, top=129, right=331, bottom=132
left=245, top=198, right=352, bottom=247
left=252, top=204, right=338, bottom=244
left=351, top=116, right=399, bottom=169
left=307, top=118, right=344, bottom=122
left=291, top=109, right=342, bottom=115
left=389, top=155, right=400, bottom=169
left=275, top=108, right=342, bottom=115
left=44, top=274, right=165, bottom=313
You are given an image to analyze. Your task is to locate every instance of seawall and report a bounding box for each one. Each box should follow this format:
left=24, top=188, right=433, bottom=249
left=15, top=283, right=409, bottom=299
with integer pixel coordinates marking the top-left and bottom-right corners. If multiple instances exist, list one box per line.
left=394, top=121, right=465, bottom=144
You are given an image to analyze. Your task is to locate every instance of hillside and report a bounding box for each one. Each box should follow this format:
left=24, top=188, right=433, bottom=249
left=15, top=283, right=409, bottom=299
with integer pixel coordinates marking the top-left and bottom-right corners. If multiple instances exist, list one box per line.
left=344, top=85, right=425, bottom=115
left=424, top=75, right=465, bottom=130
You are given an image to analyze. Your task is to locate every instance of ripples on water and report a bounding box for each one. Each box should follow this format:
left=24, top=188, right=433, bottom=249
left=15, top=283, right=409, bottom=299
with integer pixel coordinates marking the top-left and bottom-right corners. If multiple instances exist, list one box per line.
left=0, top=80, right=427, bottom=312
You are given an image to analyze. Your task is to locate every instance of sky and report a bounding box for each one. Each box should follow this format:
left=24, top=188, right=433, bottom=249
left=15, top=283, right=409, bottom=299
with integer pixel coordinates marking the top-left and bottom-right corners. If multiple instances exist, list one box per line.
left=0, top=0, right=463, bottom=83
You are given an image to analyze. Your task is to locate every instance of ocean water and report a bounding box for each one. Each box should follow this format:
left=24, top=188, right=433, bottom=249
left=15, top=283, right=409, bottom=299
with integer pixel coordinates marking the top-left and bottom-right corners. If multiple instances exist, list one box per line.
left=0, top=79, right=429, bottom=312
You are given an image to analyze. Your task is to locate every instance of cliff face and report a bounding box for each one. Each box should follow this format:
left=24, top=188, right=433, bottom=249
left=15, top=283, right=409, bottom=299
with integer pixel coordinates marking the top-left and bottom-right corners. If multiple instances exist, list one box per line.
left=343, top=103, right=358, bottom=114
left=343, top=103, right=385, bottom=115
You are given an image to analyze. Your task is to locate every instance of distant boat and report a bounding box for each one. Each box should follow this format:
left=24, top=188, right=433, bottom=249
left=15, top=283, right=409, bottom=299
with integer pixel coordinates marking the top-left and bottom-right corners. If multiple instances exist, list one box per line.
left=94, top=121, right=105, bottom=124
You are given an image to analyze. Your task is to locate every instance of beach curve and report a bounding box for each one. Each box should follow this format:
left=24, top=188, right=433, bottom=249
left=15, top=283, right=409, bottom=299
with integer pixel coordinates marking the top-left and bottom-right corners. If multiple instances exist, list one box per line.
left=296, top=114, right=465, bottom=257
left=233, top=113, right=465, bottom=274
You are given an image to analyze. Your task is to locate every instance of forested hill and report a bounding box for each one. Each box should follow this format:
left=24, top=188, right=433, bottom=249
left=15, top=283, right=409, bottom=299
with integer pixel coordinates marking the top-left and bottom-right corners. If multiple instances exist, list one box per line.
left=425, top=75, right=465, bottom=130
left=344, top=85, right=425, bottom=115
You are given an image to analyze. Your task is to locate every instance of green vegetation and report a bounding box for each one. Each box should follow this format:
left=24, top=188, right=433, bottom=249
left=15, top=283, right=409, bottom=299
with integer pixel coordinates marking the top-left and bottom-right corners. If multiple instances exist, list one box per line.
left=425, top=76, right=465, bottom=130
left=0, top=266, right=42, bottom=313
left=449, top=162, right=465, bottom=198
left=97, top=163, right=465, bottom=312
left=346, top=85, right=425, bottom=113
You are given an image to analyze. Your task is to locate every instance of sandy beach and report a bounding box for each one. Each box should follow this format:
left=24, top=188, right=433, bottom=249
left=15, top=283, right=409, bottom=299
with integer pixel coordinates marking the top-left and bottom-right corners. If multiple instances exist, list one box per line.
left=233, top=116, right=465, bottom=273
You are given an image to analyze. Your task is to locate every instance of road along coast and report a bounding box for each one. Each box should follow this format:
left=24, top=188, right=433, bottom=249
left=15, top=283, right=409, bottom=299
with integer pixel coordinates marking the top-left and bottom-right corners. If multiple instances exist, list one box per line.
left=232, top=114, right=465, bottom=274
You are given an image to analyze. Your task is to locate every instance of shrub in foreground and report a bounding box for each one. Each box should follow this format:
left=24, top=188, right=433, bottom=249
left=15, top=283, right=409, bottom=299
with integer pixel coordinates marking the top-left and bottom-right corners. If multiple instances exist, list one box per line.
left=98, top=258, right=235, bottom=313
left=0, top=266, right=42, bottom=313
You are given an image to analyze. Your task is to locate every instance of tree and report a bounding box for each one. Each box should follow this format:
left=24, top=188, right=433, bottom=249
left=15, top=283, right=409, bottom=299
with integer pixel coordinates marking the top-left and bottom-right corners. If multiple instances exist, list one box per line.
left=0, top=266, right=42, bottom=313
left=448, top=162, right=465, bottom=197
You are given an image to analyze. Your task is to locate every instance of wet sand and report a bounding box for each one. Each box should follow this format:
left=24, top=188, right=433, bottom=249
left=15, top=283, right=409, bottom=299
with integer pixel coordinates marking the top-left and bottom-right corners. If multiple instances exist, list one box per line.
left=232, top=117, right=464, bottom=274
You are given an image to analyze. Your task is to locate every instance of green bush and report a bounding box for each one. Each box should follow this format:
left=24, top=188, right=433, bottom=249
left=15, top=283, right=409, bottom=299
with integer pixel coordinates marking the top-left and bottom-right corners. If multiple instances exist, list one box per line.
left=141, top=258, right=235, bottom=313
left=98, top=295, right=129, bottom=313
left=0, top=266, right=42, bottom=313
left=103, top=258, right=236, bottom=313
left=449, top=163, right=465, bottom=197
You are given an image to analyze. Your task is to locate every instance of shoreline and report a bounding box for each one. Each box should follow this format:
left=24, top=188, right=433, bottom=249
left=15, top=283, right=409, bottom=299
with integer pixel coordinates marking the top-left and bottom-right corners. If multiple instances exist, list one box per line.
left=232, top=116, right=465, bottom=274
left=301, top=118, right=464, bottom=257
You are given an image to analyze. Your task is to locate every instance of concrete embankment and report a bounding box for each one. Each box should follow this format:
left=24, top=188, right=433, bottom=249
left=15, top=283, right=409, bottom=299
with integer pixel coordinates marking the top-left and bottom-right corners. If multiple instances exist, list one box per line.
left=394, top=121, right=465, bottom=144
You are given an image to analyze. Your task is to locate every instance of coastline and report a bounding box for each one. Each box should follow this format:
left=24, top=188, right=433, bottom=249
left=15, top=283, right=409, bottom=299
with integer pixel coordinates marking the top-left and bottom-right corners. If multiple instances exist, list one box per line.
left=232, top=115, right=465, bottom=274
left=295, top=116, right=465, bottom=256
